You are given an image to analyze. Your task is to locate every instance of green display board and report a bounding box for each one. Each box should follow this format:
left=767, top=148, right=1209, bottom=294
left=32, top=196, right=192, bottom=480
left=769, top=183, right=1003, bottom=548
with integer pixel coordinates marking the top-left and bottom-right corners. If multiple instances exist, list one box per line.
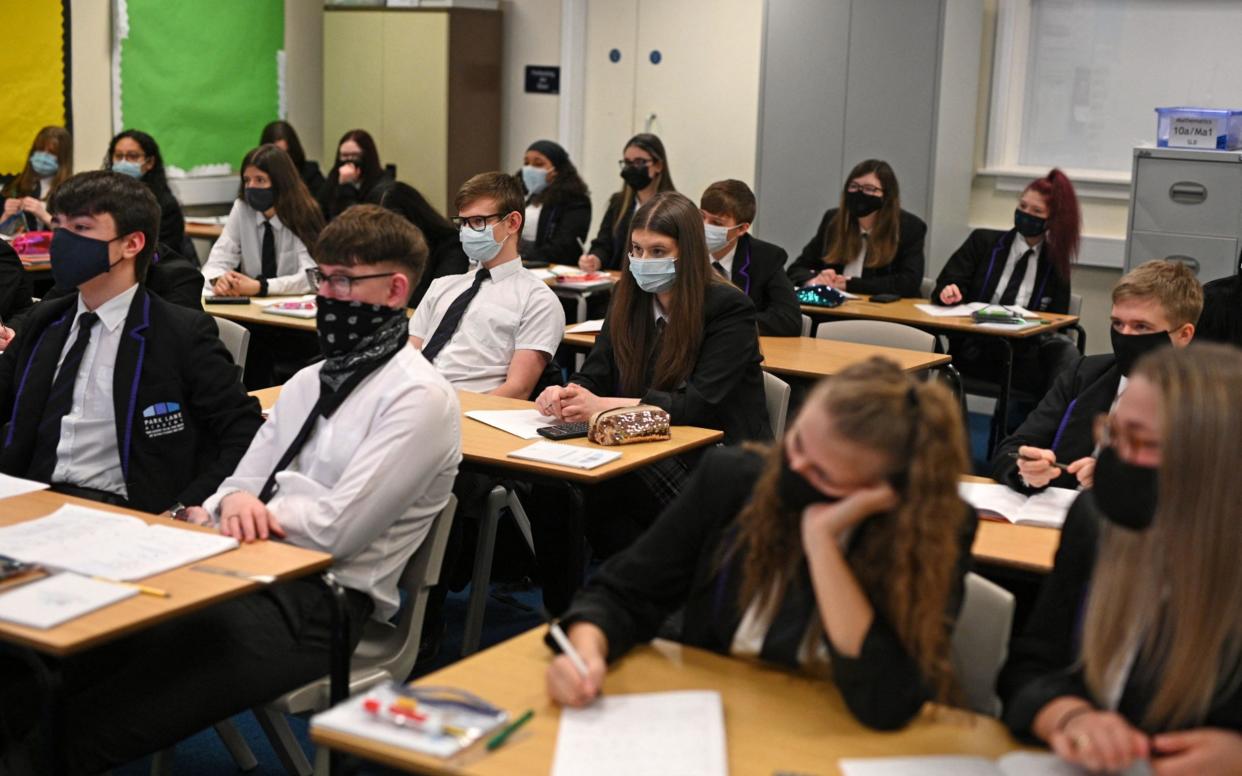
left=116, top=0, right=284, bottom=174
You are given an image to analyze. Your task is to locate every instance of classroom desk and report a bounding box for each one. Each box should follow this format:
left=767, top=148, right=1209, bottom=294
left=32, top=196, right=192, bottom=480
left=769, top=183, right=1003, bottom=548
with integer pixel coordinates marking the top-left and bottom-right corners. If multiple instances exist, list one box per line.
left=963, top=474, right=1060, bottom=574
left=561, top=326, right=951, bottom=379
left=185, top=221, right=225, bottom=240
left=311, top=627, right=1025, bottom=776
left=202, top=297, right=318, bottom=333
left=803, top=296, right=1081, bottom=454
left=542, top=270, right=619, bottom=322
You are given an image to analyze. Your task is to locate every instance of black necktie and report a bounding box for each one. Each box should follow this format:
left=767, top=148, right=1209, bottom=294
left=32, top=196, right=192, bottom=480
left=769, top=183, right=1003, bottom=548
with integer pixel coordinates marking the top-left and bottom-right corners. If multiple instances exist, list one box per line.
left=420, top=268, right=491, bottom=363
left=999, top=248, right=1033, bottom=306
left=712, top=261, right=727, bottom=279
left=28, top=312, right=101, bottom=483
left=261, top=220, right=277, bottom=279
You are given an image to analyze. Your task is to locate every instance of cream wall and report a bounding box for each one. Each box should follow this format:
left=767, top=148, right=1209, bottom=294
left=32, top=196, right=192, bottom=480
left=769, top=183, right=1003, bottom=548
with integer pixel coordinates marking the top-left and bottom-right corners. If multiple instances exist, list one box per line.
left=498, top=0, right=562, bottom=174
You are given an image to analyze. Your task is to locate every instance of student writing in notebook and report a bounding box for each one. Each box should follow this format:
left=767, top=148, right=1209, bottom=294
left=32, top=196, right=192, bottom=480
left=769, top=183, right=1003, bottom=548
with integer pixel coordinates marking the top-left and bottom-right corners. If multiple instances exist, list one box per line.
left=517, top=139, right=592, bottom=266
left=991, top=260, right=1200, bottom=493
left=0, top=205, right=461, bottom=774
left=786, top=159, right=925, bottom=297
left=1000, top=345, right=1242, bottom=773
left=545, top=358, right=977, bottom=731
left=700, top=178, right=801, bottom=336
left=0, top=171, right=261, bottom=515
left=203, top=144, right=323, bottom=298
left=580, top=133, right=675, bottom=271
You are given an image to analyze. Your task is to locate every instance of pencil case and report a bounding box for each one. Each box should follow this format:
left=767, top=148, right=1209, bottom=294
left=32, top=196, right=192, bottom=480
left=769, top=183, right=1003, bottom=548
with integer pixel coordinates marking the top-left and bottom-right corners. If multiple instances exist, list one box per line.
left=588, top=405, right=671, bottom=445
left=795, top=284, right=846, bottom=308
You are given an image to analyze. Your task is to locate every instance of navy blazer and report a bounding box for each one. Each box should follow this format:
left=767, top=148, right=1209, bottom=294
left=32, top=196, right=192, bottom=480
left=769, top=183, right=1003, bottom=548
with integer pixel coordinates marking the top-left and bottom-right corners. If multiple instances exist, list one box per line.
left=586, top=193, right=638, bottom=271
left=727, top=233, right=800, bottom=336
left=933, top=228, right=1070, bottom=314
left=524, top=193, right=592, bottom=266
left=0, top=287, right=262, bottom=513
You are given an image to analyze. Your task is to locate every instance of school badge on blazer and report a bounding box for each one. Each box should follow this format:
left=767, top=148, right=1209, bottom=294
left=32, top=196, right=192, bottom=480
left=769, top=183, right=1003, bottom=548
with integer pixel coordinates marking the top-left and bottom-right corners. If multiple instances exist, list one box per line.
left=142, top=402, right=186, bottom=438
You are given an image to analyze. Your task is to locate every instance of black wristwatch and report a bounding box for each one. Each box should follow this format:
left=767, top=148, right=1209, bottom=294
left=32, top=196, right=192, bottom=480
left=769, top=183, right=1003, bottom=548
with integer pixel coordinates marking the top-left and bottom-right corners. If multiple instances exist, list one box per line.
left=257, top=277, right=270, bottom=297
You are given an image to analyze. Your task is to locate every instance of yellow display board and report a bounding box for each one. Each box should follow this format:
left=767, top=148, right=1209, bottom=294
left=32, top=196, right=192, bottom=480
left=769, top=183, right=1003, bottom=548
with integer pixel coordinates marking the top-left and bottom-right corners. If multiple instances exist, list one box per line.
left=0, top=0, right=69, bottom=178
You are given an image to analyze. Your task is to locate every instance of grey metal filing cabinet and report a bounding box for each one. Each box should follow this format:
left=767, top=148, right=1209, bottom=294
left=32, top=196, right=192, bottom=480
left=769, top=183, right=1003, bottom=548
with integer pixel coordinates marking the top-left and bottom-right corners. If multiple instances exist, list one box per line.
left=1126, top=146, right=1242, bottom=282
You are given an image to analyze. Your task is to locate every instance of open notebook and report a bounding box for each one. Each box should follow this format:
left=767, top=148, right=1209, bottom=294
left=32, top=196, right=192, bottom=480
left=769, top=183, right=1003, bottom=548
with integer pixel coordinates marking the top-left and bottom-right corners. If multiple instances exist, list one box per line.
left=840, top=752, right=1152, bottom=776
left=0, top=504, right=238, bottom=581
left=958, top=482, right=1078, bottom=528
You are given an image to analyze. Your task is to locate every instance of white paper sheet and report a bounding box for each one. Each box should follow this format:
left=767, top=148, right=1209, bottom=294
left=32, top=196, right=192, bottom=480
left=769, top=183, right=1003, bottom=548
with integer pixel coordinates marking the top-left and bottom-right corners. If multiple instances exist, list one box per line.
left=567, top=319, right=605, bottom=333
left=914, top=302, right=1034, bottom=318
left=508, top=441, right=621, bottom=470
left=0, top=473, right=49, bottom=500
left=958, top=482, right=1077, bottom=528
left=465, top=409, right=560, bottom=440
left=0, top=505, right=238, bottom=581
left=551, top=691, right=727, bottom=776
left=0, top=572, right=138, bottom=629
left=840, top=752, right=1150, bottom=776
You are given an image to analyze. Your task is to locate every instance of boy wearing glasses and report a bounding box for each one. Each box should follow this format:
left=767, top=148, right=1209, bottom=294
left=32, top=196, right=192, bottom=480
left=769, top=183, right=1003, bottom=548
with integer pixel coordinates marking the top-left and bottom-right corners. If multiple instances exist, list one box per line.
left=991, top=259, right=1201, bottom=493
left=409, top=171, right=564, bottom=398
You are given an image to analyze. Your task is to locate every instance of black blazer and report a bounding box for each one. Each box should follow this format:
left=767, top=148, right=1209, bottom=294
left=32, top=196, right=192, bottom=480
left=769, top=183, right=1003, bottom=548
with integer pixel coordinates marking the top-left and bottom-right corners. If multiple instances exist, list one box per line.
left=299, top=160, right=326, bottom=201
left=1196, top=274, right=1242, bottom=347
left=0, top=242, right=33, bottom=334
left=787, top=208, right=926, bottom=297
left=571, top=282, right=772, bottom=444
left=991, top=355, right=1119, bottom=493
left=727, top=234, right=800, bottom=337
left=0, top=287, right=263, bottom=514
left=146, top=178, right=186, bottom=256
left=523, top=192, right=592, bottom=266
left=43, top=243, right=205, bottom=313
left=319, top=168, right=396, bottom=222
left=933, top=229, right=1070, bottom=314
left=586, top=193, right=638, bottom=271
left=555, top=446, right=978, bottom=731
left=409, top=236, right=469, bottom=309
left=1000, top=492, right=1242, bottom=738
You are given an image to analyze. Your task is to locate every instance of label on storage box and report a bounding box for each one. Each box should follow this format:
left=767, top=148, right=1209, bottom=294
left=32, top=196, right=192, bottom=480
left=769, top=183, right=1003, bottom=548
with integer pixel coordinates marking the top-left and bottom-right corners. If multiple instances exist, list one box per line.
left=1169, top=117, right=1225, bottom=149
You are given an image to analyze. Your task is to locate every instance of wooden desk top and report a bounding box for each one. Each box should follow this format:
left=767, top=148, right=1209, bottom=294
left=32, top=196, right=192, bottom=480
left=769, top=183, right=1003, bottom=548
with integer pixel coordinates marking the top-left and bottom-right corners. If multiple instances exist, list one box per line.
left=202, top=297, right=318, bottom=333
left=562, top=327, right=951, bottom=378
left=0, top=491, right=331, bottom=656
left=186, top=221, right=225, bottom=240
left=312, top=627, right=1024, bottom=775
left=802, top=296, right=1079, bottom=339
left=962, top=474, right=1059, bottom=573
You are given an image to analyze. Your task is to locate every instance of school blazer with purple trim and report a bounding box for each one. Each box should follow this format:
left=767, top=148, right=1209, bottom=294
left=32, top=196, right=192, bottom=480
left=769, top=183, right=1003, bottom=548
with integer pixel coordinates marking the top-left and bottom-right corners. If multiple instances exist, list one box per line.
left=0, top=287, right=263, bottom=514
left=932, top=228, right=1071, bottom=314
left=728, top=234, right=801, bottom=337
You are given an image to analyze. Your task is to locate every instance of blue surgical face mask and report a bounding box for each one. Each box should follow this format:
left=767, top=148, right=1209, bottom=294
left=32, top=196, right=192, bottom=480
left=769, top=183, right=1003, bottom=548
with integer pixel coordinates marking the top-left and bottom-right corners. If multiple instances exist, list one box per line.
left=522, top=165, right=549, bottom=196
left=460, top=223, right=505, bottom=265
left=50, top=229, right=122, bottom=288
left=113, top=160, right=144, bottom=179
left=703, top=222, right=735, bottom=253
left=30, top=151, right=58, bottom=177
left=628, top=255, right=678, bottom=293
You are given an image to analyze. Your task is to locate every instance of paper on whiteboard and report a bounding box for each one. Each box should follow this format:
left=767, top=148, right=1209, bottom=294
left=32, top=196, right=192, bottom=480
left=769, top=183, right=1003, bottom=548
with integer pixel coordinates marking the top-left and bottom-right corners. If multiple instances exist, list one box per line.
left=552, top=691, right=727, bottom=776
left=0, top=572, right=138, bottom=629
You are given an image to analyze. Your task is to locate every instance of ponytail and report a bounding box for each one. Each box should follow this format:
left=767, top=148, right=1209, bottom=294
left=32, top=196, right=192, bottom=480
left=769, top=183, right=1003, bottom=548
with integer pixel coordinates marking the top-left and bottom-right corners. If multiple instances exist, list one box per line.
left=1025, top=168, right=1080, bottom=279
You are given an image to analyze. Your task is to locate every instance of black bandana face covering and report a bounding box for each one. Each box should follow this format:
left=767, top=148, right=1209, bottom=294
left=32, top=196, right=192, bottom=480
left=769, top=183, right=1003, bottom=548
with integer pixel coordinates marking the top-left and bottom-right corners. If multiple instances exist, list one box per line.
left=315, top=296, right=404, bottom=358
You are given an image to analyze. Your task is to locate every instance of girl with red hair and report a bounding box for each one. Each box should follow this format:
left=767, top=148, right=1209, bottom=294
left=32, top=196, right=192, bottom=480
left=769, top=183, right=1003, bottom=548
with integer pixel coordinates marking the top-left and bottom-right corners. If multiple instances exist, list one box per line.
left=932, top=168, right=1082, bottom=395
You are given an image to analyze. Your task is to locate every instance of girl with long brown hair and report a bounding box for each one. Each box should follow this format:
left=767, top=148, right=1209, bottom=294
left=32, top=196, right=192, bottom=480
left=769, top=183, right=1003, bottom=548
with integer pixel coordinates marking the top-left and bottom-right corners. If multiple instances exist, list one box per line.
left=544, top=358, right=977, bottom=730
left=536, top=191, right=768, bottom=553
left=579, top=133, right=675, bottom=272
left=1003, top=344, right=1242, bottom=772
left=1, top=126, right=73, bottom=234
left=203, top=144, right=324, bottom=298
left=319, top=128, right=394, bottom=222
left=786, top=158, right=925, bottom=297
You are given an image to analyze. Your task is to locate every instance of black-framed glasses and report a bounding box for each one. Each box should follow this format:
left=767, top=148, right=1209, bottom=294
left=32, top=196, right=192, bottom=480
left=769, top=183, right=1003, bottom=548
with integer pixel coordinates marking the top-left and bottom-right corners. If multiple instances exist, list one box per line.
left=111, top=151, right=146, bottom=163
left=618, top=158, right=653, bottom=169
left=1092, top=413, right=1162, bottom=460
left=306, top=268, right=396, bottom=294
left=846, top=182, right=884, bottom=197
left=452, top=213, right=506, bottom=232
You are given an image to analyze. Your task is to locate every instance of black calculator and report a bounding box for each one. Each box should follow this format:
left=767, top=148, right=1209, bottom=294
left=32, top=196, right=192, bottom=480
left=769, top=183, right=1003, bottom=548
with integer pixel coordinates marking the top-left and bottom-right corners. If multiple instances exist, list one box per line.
left=537, top=422, right=589, bottom=441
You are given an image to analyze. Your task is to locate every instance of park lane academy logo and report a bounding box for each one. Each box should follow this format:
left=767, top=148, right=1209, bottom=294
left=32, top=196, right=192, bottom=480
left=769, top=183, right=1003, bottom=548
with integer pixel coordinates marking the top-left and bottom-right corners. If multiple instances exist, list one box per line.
left=142, top=402, right=186, bottom=438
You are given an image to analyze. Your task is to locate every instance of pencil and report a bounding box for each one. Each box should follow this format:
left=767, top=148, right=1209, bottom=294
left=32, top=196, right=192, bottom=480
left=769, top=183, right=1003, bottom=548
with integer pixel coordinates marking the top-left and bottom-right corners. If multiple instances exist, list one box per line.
left=92, top=576, right=169, bottom=597
left=1008, top=451, right=1073, bottom=468
left=486, top=709, right=534, bottom=751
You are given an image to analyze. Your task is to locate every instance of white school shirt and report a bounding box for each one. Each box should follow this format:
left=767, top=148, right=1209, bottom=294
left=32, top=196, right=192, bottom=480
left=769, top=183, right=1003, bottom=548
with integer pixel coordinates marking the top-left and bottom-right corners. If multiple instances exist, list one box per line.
left=203, top=345, right=462, bottom=621
left=841, top=230, right=867, bottom=278
left=202, top=199, right=315, bottom=295
left=522, top=203, right=542, bottom=243
left=990, top=237, right=1041, bottom=306
left=51, top=283, right=139, bottom=498
left=713, top=243, right=738, bottom=279
left=409, top=257, right=565, bottom=392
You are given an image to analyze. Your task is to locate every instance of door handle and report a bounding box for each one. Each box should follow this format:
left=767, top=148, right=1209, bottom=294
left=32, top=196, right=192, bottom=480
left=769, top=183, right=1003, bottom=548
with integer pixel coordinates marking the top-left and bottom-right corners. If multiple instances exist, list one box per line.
left=1168, top=181, right=1207, bottom=205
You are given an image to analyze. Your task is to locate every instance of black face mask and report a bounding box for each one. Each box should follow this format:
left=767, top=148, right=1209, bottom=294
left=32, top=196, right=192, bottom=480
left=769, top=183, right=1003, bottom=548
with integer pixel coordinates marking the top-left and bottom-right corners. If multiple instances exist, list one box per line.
left=777, top=454, right=839, bottom=514
left=245, top=186, right=276, bottom=213
left=1110, top=327, right=1172, bottom=376
left=315, top=296, right=404, bottom=358
left=1013, top=209, right=1047, bottom=238
left=620, top=164, right=653, bottom=191
left=845, top=190, right=883, bottom=218
left=1091, top=446, right=1159, bottom=531
left=50, top=229, right=121, bottom=288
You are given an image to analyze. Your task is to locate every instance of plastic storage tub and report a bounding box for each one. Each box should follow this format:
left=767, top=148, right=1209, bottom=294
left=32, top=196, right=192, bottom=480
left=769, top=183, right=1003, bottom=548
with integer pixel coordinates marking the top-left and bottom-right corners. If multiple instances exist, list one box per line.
left=1156, top=107, right=1242, bottom=151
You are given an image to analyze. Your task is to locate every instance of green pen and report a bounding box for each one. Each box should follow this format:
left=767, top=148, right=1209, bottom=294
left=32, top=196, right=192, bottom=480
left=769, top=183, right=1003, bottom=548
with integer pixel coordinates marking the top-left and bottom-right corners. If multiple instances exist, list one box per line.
left=486, top=709, right=534, bottom=751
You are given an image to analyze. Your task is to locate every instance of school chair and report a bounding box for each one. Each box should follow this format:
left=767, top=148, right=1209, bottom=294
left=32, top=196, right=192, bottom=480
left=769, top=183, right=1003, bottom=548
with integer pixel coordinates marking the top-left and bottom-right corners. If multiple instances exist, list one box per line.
left=211, top=316, right=252, bottom=381
left=920, top=276, right=935, bottom=298
left=763, top=371, right=792, bottom=439
left=461, top=484, right=538, bottom=656
left=800, top=314, right=813, bottom=337
left=153, top=496, right=459, bottom=776
left=1067, top=292, right=1086, bottom=352
left=949, top=572, right=1015, bottom=717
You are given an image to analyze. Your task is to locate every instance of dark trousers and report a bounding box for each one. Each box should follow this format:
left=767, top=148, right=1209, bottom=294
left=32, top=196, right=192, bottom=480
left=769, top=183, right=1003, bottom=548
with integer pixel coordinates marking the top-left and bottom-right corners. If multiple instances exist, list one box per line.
left=0, top=576, right=371, bottom=774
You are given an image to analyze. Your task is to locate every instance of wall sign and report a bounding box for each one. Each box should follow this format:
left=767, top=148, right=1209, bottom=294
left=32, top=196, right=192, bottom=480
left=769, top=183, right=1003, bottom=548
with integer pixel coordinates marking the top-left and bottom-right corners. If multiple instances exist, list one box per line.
left=525, top=66, right=560, bottom=95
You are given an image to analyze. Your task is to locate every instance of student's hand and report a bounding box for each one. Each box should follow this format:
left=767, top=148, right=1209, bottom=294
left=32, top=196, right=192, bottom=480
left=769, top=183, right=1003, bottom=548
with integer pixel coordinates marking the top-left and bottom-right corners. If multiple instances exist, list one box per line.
left=20, top=197, right=49, bottom=226
left=1048, top=709, right=1150, bottom=774
left=801, top=482, right=898, bottom=545
left=177, top=506, right=213, bottom=526
left=829, top=274, right=850, bottom=291
left=1066, top=456, right=1096, bottom=488
left=223, top=272, right=261, bottom=297
left=218, top=491, right=286, bottom=542
left=212, top=274, right=237, bottom=295
left=939, top=284, right=963, bottom=305
left=0, top=326, right=14, bottom=351
left=338, top=162, right=359, bottom=185
left=1152, top=728, right=1242, bottom=776
left=558, top=386, right=635, bottom=423
left=810, top=269, right=837, bottom=287
left=578, top=254, right=602, bottom=272
left=535, top=385, right=571, bottom=420
left=545, top=622, right=608, bottom=707
left=1016, top=445, right=1061, bottom=488
left=2, top=198, right=20, bottom=219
